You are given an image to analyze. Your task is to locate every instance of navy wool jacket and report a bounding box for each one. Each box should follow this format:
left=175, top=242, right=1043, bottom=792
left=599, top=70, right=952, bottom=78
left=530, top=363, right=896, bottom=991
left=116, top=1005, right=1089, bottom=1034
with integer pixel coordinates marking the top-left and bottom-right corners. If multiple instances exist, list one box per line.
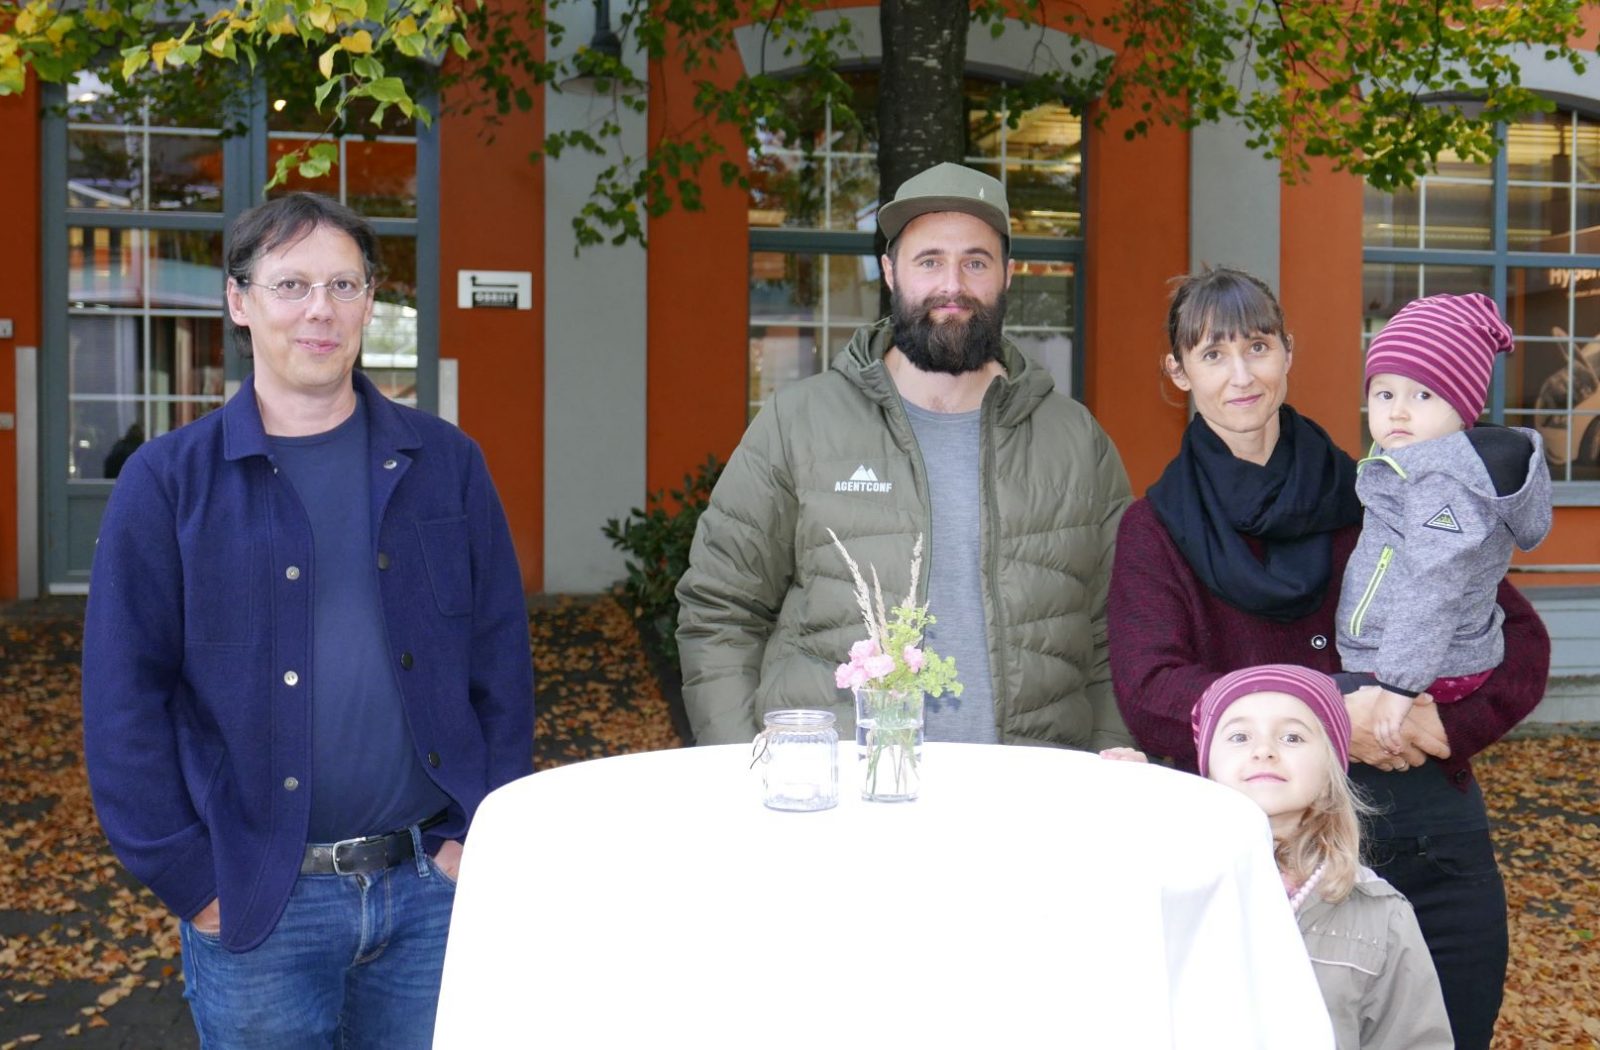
left=81, top=372, right=534, bottom=951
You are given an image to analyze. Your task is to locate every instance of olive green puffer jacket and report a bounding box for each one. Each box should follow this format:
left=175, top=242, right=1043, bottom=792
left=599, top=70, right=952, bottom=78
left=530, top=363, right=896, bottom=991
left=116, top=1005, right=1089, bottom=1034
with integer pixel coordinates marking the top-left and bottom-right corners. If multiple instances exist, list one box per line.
left=676, top=318, right=1133, bottom=749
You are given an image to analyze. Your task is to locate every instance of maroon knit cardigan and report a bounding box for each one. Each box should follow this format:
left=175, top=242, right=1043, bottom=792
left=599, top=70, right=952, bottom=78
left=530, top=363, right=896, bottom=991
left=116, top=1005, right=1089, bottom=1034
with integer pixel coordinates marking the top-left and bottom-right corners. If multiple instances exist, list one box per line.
left=1108, top=499, right=1550, bottom=783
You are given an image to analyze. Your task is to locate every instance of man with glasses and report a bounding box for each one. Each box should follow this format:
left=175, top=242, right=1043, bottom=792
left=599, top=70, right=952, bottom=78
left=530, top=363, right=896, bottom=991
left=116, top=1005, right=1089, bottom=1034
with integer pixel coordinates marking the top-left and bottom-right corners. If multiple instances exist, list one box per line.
left=81, top=192, right=533, bottom=1047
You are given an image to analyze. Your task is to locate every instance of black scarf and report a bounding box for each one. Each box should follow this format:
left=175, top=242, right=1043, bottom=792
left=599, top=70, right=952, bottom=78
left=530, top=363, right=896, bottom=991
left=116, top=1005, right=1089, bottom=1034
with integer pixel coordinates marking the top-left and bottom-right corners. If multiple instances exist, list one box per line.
left=1147, top=406, right=1361, bottom=622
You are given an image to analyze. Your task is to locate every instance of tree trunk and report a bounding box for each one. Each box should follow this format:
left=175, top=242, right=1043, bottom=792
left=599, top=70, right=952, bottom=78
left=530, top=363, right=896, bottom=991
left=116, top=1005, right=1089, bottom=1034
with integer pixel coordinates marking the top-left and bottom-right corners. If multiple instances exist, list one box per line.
left=877, top=0, right=968, bottom=283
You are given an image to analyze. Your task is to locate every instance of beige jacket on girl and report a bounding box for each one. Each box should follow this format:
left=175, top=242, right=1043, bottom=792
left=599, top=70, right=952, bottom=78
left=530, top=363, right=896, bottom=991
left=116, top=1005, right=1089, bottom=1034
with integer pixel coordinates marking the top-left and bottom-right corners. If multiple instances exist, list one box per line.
left=1297, top=868, right=1452, bottom=1050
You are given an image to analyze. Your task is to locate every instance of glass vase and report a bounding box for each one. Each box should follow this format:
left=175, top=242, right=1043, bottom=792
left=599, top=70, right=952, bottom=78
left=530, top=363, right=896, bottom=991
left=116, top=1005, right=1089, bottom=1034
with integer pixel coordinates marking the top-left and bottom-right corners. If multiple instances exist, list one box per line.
left=853, top=687, right=923, bottom=802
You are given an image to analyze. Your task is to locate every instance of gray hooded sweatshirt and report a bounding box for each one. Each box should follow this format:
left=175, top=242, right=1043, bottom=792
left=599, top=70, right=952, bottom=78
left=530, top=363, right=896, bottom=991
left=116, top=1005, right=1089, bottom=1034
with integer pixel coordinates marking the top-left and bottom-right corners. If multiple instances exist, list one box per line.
left=1336, top=426, right=1551, bottom=694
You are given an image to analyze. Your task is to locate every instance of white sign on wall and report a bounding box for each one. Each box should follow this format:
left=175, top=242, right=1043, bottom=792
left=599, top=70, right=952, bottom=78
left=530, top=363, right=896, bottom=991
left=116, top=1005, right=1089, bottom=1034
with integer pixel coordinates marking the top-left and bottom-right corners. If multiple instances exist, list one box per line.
left=457, top=270, right=533, bottom=310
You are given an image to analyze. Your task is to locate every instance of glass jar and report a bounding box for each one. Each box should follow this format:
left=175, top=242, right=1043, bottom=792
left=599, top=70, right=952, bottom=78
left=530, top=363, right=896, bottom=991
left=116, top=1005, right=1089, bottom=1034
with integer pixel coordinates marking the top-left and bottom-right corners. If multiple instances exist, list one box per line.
left=753, top=709, right=839, bottom=812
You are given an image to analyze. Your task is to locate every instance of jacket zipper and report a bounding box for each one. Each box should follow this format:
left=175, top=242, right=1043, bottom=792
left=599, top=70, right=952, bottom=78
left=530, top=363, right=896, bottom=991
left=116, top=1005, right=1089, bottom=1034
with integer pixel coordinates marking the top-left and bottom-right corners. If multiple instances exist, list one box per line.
left=1348, top=545, right=1393, bottom=638
left=979, top=390, right=1005, bottom=741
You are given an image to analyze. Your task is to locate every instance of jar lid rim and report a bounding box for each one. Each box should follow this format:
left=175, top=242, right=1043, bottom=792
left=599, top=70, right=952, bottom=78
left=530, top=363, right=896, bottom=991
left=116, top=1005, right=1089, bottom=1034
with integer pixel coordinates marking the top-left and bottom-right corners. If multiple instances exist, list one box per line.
left=763, top=708, right=837, bottom=726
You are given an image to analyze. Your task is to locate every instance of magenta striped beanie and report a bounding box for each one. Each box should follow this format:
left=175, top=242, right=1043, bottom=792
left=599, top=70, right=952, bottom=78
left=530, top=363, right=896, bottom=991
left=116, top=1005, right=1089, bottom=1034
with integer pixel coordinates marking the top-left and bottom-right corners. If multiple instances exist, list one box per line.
left=1364, top=293, right=1513, bottom=427
left=1192, top=664, right=1351, bottom=776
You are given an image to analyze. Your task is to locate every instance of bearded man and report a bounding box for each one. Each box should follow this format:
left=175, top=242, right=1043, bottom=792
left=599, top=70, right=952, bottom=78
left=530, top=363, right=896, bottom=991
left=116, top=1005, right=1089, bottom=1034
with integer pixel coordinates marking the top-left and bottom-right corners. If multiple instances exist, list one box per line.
left=677, top=162, right=1134, bottom=749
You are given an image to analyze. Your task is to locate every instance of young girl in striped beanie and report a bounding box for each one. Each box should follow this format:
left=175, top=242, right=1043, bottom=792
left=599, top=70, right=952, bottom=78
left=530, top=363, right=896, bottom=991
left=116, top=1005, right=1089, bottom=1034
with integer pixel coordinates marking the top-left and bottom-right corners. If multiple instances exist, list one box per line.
left=1341, top=292, right=1552, bottom=756
left=1104, top=663, right=1452, bottom=1049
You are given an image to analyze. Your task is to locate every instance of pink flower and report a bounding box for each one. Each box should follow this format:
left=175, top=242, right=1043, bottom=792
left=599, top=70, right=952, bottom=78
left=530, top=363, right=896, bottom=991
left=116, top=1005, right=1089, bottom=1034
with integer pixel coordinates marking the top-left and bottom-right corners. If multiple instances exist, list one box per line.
left=835, top=663, right=855, bottom=690
left=849, top=638, right=881, bottom=662
left=902, top=645, right=925, bottom=672
left=844, top=664, right=870, bottom=689
left=863, top=653, right=896, bottom=680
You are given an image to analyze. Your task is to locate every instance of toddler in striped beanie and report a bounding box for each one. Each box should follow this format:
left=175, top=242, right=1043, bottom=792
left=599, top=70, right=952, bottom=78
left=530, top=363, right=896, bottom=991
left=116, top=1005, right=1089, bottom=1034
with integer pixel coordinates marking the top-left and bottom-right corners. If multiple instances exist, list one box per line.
left=1338, top=294, right=1552, bottom=754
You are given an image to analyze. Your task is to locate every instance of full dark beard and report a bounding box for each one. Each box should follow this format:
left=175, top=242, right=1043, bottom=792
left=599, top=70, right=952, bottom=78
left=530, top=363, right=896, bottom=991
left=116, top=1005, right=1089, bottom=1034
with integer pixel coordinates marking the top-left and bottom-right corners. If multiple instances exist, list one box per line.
left=890, top=289, right=1007, bottom=376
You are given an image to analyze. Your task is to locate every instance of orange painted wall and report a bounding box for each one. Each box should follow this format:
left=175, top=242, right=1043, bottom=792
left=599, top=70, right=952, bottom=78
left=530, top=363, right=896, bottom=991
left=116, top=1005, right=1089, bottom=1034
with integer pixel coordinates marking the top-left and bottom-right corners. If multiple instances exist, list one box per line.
left=438, top=33, right=545, bottom=592
left=1082, top=106, right=1191, bottom=496
left=1280, top=159, right=1365, bottom=458
left=0, top=83, right=40, bottom=600
left=644, top=50, right=750, bottom=496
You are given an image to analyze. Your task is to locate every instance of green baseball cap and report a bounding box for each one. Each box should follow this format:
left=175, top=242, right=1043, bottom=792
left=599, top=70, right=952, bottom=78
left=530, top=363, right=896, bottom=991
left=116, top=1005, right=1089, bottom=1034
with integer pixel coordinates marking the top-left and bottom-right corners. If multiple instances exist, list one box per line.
left=876, top=162, right=1010, bottom=243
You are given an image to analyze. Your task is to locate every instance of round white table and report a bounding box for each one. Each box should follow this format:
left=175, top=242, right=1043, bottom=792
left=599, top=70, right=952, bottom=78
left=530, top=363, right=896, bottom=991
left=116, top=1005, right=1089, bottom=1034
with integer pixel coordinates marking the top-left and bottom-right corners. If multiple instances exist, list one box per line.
left=434, top=743, right=1332, bottom=1049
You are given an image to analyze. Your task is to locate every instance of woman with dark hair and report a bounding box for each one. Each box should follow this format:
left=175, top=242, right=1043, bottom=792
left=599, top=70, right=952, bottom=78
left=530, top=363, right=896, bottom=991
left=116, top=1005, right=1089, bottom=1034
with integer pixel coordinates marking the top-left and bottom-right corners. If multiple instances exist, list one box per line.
left=1108, top=266, right=1549, bottom=1050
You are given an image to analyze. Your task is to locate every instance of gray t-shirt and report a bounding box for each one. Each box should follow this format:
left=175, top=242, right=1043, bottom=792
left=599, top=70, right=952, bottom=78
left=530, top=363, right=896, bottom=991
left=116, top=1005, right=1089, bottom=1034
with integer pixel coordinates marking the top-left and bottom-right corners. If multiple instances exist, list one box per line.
left=903, top=401, right=996, bottom=743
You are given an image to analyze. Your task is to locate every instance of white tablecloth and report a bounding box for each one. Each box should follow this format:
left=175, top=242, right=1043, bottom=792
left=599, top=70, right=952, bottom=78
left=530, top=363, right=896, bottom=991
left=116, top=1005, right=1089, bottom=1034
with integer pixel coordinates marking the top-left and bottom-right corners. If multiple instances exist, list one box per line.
left=435, top=743, right=1332, bottom=1048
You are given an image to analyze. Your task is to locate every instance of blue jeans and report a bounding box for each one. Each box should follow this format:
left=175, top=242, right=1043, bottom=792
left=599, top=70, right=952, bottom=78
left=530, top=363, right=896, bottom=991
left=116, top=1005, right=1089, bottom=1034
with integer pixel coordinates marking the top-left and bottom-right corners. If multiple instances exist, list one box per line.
left=179, top=829, right=456, bottom=1050
left=1367, top=829, right=1508, bottom=1050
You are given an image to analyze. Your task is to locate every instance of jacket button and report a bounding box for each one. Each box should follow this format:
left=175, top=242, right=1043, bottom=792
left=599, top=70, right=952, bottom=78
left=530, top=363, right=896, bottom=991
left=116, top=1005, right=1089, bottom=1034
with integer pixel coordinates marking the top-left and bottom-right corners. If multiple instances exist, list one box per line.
left=1311, top=635, right=1328, bottom=650
left=383, top=458, right=398, bottom=470
left=285, top=565, right=301, bottom=580
left=283, top=670, right=300, bottom=686
left=377, top=552, right=390, bottom=570
left=427, top=751, right=441, bottom=768
left=283, top=777, right=300, bottom=791
left=400, top=652, right=414, bottom=670
left=1453, top=770, right=1469, bottom=784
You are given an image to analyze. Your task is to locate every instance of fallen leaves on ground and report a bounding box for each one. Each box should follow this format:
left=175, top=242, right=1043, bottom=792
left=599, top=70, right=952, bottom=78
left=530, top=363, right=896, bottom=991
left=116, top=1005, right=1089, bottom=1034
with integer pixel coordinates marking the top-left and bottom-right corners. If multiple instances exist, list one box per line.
left=0, top=596, right=1592, bottom=1047
left=0, top=594, right=680, bottom=1043
left=1477, top=735, right=1600, bottom=1048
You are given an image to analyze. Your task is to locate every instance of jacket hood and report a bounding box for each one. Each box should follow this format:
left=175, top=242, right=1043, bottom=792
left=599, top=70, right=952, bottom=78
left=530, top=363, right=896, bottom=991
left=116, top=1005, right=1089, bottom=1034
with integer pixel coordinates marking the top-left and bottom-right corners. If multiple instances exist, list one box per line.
left=832, top=317, right=1056, bottom=426
left=1371, top=427, right=1552, bottom=550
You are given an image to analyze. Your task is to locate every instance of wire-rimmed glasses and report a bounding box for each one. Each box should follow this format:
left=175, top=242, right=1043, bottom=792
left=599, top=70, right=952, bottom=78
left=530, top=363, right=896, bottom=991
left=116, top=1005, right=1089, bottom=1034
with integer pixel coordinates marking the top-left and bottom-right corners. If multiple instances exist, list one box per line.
left=241, top=274, right=372, bottom=303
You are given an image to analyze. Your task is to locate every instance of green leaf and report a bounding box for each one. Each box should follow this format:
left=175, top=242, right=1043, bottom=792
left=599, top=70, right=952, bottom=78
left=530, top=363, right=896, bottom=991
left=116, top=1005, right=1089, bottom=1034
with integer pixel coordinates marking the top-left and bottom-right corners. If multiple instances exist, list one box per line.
left=120, top=46, right=149, bottom=79
left=365, top=75, right=406, bottom=103
left=313, top=75, right=338, bottom=110
left=296, top=141, right=337, bottom=179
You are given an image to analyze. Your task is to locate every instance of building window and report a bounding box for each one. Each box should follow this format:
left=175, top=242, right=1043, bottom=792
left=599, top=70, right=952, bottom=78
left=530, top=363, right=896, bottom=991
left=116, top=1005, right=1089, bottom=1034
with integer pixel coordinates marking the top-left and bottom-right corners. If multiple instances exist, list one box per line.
left=747, top=72, right=1084, bottom=418
left=65, top=74, right=228, bottom=480
left=1363, top=106, right=1600, bottom=486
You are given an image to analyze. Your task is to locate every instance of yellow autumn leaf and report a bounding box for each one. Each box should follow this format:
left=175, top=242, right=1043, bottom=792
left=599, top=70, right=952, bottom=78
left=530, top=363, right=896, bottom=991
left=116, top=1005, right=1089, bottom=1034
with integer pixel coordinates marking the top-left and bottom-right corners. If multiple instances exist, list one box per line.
left=340, top=29, right=373, bottom=54
left=206, top=27, right=232, bottom=55
left=267, top=12, right=295, bottom=34
left=13, top=7, right=38, bottom=35
left=425, top=4, right=458, bottom=27
left=392, top=15, right=419, bottom=37
left=150, top=38, right=178, bottom=71
left=0, top=57, right=24, bottom=97
left=306, top=4, right=337, bottom=33
left=318, top=43, right=338, bottom=79
left=44, top=14, right=74, bottom=44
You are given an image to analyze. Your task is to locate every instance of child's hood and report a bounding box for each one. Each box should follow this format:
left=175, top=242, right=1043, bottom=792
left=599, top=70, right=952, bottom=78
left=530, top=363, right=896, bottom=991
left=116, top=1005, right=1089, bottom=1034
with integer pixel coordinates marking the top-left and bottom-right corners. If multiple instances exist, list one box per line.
left=1387, top=426, right=1552, bottom=550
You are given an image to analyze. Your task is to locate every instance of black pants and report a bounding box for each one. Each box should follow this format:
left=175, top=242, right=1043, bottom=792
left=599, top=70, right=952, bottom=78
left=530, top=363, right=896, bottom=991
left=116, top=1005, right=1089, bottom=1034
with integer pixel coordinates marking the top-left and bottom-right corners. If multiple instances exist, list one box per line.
left=1367, top=829, right=1508, bottom=1050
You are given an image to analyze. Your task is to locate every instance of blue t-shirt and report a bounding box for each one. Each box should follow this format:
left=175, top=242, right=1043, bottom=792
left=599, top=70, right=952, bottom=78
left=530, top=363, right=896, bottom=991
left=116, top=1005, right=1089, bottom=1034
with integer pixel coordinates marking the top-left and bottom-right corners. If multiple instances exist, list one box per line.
left=269, top=397, right=450, bottom=841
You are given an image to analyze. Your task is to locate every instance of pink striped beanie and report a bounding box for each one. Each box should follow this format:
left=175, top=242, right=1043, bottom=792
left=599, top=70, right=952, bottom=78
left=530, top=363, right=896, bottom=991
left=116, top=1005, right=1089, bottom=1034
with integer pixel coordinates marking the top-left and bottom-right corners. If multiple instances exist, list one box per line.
left=1192, top=664, right=1351, bottom=776
left=1364, top=293, right=1513, bottom=427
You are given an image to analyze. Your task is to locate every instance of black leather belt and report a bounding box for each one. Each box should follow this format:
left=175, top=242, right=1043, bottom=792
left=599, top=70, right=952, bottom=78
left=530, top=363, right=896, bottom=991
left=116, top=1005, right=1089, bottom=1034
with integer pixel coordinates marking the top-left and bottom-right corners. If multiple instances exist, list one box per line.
left=301, top=812, right=448, bottom=876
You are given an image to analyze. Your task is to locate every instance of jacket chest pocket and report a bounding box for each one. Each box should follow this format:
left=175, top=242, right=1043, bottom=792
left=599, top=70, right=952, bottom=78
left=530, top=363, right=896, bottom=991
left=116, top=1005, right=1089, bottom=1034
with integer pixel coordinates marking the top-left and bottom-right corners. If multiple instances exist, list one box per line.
left=416, top=516, right=473, bottom=617
left=1304, top=927, right=1387, bottom=978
